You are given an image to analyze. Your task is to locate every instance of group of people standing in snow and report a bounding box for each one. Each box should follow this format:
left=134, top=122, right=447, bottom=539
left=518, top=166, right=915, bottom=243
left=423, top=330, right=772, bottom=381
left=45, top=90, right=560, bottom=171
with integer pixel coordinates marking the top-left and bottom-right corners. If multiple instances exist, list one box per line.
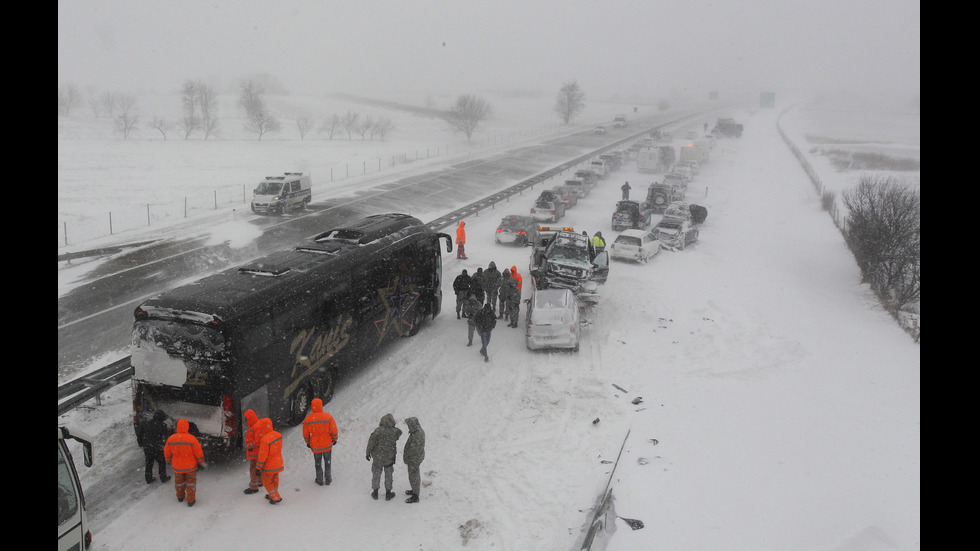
left=452, top=259, right=524, bottom=362
left=139, top=404, right=425, bottom=507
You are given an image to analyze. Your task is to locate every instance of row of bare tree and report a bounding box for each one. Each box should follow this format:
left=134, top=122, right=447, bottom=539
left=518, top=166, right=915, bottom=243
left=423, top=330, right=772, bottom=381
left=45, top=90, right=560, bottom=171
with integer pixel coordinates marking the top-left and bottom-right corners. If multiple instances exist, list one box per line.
left=60, top=79, right=609, bottom=142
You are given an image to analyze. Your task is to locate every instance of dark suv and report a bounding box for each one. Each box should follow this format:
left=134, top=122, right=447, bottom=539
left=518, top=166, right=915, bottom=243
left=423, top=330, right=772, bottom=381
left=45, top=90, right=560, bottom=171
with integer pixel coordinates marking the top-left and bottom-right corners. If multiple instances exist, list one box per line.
left=643, top=182, right=686, bottom=212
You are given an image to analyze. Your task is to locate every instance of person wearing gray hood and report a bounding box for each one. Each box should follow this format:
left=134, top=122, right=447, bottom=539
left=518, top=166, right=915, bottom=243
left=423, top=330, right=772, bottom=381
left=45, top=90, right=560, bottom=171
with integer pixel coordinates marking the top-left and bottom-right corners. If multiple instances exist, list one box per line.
left=402, top=417, right=426, bottom=503
left=365, top=413, right=402, bottom=501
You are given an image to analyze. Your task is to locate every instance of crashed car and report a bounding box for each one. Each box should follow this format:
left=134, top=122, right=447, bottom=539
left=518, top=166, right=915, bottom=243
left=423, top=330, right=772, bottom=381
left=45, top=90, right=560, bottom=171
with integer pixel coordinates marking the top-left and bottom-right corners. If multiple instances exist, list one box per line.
left=525, top=287, right=581, bottom=352
left=495, top=215, right=539, bottom=246
left=530, top=228, right=609, bottom=305
left=609, top=229, right=662, bottom=263
left=611, top=200, right=652, bottom=231
left=662, top=201, right=692, bottom=221
left=653, top=216, right=699, bottom=250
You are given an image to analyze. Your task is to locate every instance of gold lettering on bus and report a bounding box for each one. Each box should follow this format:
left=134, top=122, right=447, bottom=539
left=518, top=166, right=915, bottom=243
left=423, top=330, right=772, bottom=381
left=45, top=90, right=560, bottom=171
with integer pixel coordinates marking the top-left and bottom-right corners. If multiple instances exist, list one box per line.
left=284, top=314, right=352, bottom=398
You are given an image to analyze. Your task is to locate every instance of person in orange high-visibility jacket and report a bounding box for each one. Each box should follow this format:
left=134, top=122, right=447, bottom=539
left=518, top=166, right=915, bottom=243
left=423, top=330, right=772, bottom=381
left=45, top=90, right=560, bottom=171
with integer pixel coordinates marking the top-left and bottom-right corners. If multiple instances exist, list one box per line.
left=163, top=418, right=205, bottom=507
left=242, top=409, right=262, bottom=495
left=255, top=418, right=285, bottom=504
left=510, top=265, right=523, bottom=294
left=455, top=221, right=467, bottom=259
left=303, top=398, right=339, bottom=486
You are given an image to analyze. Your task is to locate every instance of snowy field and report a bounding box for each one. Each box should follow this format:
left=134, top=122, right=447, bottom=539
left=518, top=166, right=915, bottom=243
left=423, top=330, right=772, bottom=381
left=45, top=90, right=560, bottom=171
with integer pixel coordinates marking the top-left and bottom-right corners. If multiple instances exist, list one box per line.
left=58, top=92, right=920, bottom=550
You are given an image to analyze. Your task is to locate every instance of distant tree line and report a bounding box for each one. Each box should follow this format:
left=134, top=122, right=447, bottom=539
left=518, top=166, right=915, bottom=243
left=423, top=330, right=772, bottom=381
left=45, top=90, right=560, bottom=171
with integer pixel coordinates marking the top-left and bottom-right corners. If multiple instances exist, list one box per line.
left=58, top=79, right=399, bottom=142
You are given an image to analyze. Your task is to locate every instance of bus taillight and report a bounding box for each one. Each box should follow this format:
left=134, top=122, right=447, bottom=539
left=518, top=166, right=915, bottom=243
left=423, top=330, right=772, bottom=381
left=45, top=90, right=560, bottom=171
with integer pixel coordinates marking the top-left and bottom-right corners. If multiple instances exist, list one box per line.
left=221, top=394, right=238, bottom=438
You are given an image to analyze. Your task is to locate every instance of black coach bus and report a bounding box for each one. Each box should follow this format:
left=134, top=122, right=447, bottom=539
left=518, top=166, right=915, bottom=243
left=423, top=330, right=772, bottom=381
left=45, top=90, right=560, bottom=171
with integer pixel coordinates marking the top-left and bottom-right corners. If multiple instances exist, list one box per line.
left=131, top=213, right=452, bottom=455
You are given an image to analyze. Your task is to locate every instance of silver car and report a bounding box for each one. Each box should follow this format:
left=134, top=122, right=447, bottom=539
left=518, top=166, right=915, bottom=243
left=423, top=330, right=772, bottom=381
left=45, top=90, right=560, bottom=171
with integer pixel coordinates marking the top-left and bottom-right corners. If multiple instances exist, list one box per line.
left=525, top=287, right=581, bottom=351
left=653, top=217, right=699, bottom=250
left=609, top=229, right=662, bottom=263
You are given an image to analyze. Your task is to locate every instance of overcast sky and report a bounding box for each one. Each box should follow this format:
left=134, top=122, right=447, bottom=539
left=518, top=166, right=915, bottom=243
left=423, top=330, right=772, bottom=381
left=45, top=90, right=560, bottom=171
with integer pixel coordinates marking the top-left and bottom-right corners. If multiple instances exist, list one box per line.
left=58, top=0, right=919, bottom=101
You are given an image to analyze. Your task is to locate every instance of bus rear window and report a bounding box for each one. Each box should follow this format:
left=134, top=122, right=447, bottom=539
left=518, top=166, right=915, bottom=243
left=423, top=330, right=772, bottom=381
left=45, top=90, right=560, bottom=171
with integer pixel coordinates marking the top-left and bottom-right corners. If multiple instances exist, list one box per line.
left=133, top=320, right=228, bottom=361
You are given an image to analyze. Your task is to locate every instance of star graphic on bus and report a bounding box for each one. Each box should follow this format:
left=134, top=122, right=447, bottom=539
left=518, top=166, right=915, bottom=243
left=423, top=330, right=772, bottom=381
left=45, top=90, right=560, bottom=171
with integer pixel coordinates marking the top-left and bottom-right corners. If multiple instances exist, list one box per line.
left=374, top=277, right=419, bottom=341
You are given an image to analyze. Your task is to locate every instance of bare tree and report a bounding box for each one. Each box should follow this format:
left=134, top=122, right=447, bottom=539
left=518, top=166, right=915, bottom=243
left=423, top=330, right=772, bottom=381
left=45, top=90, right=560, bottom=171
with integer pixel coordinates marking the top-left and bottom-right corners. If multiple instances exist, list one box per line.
left=58, top=83, right=83, bottom=116
left=195, top=81, right=219, bottom=140
left=319, top=113, right=342, bottom=139
left=88, top=97, right=102, bottom=118
left=180, top=80, right=201, bottom=139
left=371, top=117, right=395, bottom=141
left=842, top=175, right=920, bottom=309
left=100, top=91, right=119, bottom=118
left=115, top=111, right=140, bottom=139
left=147, top=117, right=170, bottom=140
left=355, top=115, right=374, bottom=139
left=554, top=81, right=585, bottom=124
left=341, top=111, right=359, bottom=140
left=445, top=95, right=494, bottom=142
left=238, top=80, right=264, bottom=117
left=112, top=94, right=139, bottom=139
left=239, top=80, right=280, bottom=140
left=180, top=79, right=219, bottom=139
left=244, top=110, right=281, bottom=140
left=178, top=115, right=200, bottom=140
left=296, top=112, right=314, bottom=140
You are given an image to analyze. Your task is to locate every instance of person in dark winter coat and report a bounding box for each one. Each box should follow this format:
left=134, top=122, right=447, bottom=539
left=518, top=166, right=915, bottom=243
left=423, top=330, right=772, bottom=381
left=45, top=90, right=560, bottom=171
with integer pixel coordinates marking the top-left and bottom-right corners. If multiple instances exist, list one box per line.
left=453, top=269, right=472, bottom=319
left=402, top=417, right=425, bottom=503
left=474, top=303, right=497, bottom=362
left=621, top=181, right=631, bottom=200
left=469, top=267, right=486, bottom=304
left=483, top=261, right=502, bottom=314
left=499, top=269, right=521, bottom=328
left=463, top=294, right=481, bottom=346
left=137, top=410, right=172, bottom=484
left=365, top=413, right=403, bottom=501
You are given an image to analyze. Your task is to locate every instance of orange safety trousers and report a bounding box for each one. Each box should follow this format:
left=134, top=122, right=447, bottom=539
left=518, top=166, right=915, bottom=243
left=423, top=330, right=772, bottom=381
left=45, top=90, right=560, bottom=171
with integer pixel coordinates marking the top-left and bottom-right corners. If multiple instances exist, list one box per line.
left=174, top=470, right=198, bottom=504
left=248, top=459, right=261, bottom=491
left=262, top=471, right=281, bottom=501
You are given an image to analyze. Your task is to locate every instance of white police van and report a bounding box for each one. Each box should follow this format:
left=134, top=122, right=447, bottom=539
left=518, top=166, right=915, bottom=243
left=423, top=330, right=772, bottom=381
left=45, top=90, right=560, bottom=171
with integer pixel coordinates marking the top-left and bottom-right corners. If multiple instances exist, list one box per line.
left=250, top=172, right=312, bottom=215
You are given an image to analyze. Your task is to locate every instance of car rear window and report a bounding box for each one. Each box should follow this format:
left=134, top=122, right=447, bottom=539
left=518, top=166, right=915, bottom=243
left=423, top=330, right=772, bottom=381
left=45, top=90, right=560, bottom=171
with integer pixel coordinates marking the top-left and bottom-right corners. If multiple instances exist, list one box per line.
left=500, top=219, right=523, bottom=228
left=615, top=236, right=641, bottom=247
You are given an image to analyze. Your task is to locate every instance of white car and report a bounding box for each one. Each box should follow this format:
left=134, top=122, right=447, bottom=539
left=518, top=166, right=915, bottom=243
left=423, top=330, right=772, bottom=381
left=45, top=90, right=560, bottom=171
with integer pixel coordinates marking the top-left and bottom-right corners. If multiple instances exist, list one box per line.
left=525, top=287, right=581, bottom=351
left=609, top=229, right=662, bottom=263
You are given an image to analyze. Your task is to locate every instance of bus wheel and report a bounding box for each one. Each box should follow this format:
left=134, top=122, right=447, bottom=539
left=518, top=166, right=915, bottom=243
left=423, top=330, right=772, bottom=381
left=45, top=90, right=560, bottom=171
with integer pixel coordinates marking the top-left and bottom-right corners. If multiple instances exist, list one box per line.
left=287, top=384, right=312, bottom=426
left=405, top=305, right=424, bottom=337
left=318, top=371, right=336, bottom=405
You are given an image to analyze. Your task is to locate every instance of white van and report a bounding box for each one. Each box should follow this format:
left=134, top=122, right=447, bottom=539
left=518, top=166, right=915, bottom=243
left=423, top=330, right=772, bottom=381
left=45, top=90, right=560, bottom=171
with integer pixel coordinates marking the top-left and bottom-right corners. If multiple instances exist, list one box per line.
left=250, top=172, right=312, bottom=215
left=59, top=426, right=94, bottom=551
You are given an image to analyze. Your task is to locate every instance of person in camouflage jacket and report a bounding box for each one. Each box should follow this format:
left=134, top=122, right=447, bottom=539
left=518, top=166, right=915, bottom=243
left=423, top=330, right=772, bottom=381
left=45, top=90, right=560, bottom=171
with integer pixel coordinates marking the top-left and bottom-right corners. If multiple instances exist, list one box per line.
left=365, top=413, right=402, bottom=501
left=402, top=417, right=425, bottom=503
left=499, top=269, right=521, bottom=327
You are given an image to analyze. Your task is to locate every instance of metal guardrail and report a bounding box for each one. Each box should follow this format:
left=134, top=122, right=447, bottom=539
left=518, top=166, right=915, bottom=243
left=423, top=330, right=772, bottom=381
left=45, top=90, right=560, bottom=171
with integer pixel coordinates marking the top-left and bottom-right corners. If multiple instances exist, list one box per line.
left=58, top=357, right=133, bottom=416
left=58, top=112, right=711, bottom=416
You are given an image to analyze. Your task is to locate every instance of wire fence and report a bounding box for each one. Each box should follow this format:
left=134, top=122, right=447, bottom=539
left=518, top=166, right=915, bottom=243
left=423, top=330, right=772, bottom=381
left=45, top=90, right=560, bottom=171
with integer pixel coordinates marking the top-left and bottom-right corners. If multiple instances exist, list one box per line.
left=58, top=120, right=591, bottom=248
